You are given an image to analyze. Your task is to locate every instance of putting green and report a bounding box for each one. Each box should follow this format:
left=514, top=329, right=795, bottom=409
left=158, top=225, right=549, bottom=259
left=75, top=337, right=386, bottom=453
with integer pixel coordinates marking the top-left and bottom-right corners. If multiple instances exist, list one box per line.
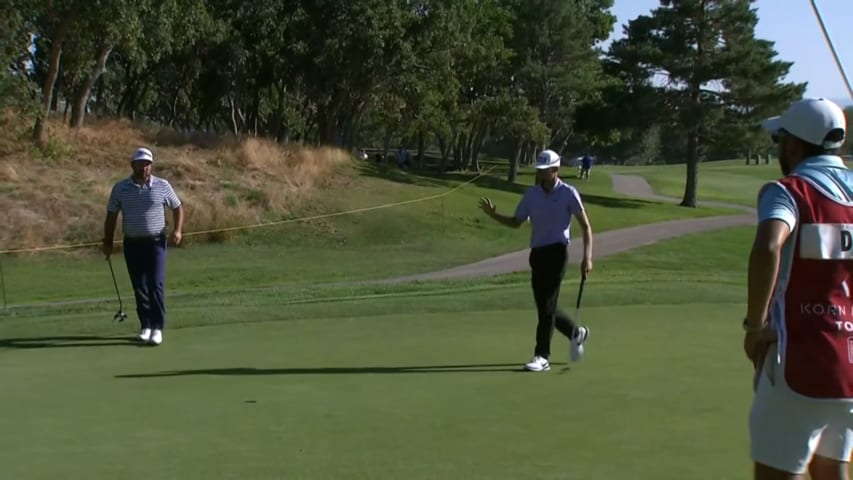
left=1, top=304, right=753, bottom=480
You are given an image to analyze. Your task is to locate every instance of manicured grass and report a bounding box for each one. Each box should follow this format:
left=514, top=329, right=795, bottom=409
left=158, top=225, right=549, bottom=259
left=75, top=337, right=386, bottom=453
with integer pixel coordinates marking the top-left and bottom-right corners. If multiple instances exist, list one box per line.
left=0, top=305, right=752, bottom=480
left=611, top=159, right=781, bottom=207
left=0, top=225, right=757, bottom=480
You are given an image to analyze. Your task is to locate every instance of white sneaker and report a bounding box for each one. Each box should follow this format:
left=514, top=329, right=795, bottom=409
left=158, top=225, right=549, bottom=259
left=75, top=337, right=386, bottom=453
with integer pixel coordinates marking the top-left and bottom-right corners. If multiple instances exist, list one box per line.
left=524, top=355, right=550, bottom=372
left=137, top=328, right=152, bottom=342
left=149, top=329, right=163, bottom=346
left=571, top=326, right=589, bottom=362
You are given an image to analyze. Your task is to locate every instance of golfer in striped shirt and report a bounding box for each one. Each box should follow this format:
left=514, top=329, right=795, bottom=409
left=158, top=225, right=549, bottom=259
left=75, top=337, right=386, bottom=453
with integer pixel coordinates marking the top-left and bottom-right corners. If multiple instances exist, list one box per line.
left=103, top=147, right=184, bottom=346
left=480, top=149, right=594, bottom=372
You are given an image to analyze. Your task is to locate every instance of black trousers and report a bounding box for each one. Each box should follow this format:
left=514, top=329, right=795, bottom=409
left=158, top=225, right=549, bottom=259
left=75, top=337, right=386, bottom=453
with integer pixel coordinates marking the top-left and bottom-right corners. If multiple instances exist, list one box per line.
left=123, top=234, right=168, bottom=330
left=529, top=242, right=577, bottom=359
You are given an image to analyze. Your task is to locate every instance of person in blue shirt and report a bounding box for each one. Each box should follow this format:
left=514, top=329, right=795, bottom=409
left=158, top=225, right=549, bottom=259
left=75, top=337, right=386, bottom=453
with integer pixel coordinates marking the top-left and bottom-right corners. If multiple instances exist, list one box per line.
left=479, top=149, right=594, bottom=372
left=580, top=153, right=594, bottom=181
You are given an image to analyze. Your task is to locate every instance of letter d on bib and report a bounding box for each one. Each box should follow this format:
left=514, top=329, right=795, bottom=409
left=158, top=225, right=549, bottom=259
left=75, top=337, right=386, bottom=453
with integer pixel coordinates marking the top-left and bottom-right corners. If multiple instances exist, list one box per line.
left=800, top=224, right=853, bottom=259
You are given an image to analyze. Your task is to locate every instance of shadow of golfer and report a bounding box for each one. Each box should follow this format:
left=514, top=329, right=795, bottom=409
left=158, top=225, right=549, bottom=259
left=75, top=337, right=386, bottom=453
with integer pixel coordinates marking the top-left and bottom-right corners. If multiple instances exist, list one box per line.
left=0, top=335, right=138, bottom=350
left=115, top=362, right=554, bottom=378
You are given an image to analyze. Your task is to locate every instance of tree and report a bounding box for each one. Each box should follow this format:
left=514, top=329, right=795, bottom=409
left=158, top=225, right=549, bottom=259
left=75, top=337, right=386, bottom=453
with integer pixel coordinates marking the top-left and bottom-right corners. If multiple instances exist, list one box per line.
left=609, top=0, right=804, bottom=206
left=506, top=0, right=615, bottom=155
left=0, top=0, right=38, bottom=113
left=31, top=0, right=80, bottom=145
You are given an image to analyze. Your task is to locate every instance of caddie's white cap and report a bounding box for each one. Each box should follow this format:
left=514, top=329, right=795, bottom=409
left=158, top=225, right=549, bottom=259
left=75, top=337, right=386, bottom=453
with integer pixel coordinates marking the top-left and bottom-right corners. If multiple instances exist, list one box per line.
left=535, top=149, right=561, bottom=169
left=132, top=147, right=154, bottom=163
left=762, top=97, right=846, bottom=149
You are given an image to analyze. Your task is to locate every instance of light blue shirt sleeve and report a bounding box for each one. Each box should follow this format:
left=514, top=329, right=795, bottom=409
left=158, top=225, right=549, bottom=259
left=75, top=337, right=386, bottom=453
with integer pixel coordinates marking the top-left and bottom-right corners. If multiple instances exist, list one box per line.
left=514, top=190, right=531, bottom=221
left=566, top=186, right=584, bottom=216
left=757, top=182, right=797, bottom=231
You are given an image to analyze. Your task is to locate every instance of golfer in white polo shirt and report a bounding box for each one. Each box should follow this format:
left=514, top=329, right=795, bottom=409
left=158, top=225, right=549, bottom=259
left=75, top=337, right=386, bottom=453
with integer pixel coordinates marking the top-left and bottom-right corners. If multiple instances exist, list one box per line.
left=480, top=149, right=594, bottom=372
left=745, top=97, right=853, bottom=479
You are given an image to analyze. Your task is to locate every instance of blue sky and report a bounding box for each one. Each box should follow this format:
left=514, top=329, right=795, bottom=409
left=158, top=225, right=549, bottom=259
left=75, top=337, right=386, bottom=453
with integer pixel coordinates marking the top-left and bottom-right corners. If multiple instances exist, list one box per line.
left=607, top=0, right=853, bottom=106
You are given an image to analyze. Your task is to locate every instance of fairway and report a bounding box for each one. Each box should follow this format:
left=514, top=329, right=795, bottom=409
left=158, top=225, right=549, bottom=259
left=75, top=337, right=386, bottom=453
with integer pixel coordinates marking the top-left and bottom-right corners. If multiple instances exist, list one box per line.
left=1, top=305, right=752, bottom=480
left=611, top=160, right=780, bottom=207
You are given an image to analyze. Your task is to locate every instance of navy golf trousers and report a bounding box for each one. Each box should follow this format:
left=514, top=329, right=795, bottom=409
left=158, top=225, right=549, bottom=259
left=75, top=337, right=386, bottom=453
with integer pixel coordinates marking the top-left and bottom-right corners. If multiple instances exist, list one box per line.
left=123, top=234, right=168, bottom=330
left=529, top=242, right=577, bottom=359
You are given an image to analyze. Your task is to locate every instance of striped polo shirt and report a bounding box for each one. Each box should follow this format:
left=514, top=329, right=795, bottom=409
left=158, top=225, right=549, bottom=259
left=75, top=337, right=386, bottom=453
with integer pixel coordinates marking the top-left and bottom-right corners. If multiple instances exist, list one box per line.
left=108, top=175, right=182, bottom=238
left=514, top=178, right=585, bottom=248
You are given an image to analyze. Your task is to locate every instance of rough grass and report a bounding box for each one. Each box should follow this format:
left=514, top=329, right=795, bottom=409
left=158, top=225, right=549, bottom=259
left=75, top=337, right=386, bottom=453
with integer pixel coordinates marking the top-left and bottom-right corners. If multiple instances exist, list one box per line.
left=0, top=114, right=352, bottom=251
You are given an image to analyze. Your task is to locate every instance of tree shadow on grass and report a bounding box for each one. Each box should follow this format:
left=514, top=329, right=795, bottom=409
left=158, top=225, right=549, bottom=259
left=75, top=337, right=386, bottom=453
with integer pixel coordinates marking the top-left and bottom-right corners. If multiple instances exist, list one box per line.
left=114, top=362, right=554, bottom=378
left=0, top=335, right=140, bottom=350
left=355, top=158, right=662, bottom=211
left=356, top=160, right=529, bottom=196
left=354, top=161, right=455, bottom=188
left=579, top=194, right=658, bottom=209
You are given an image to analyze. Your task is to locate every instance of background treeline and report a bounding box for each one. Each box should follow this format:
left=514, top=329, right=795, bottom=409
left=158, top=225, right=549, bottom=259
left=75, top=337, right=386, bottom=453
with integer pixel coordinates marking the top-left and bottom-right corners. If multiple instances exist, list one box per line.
left=2, top=0, right=849, bottom=205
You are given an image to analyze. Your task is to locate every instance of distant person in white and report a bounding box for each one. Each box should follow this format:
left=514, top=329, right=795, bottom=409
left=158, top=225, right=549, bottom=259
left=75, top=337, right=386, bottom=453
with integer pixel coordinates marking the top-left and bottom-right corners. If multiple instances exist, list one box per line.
left=103, top=147, right=184, bottom=346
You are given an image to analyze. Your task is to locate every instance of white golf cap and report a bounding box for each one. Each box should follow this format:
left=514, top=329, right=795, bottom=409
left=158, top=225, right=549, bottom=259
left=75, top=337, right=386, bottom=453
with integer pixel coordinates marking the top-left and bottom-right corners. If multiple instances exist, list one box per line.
left=535, top=149, right=561, bottom=170
left=132, top=147, right=154, bottom=163
left=762, top=97, right=846, bottom=149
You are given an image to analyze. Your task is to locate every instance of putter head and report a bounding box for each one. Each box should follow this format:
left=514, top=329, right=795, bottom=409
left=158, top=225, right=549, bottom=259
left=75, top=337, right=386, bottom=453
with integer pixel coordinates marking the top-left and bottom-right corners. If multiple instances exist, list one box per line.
left=114, top=311, right=128, bottom=322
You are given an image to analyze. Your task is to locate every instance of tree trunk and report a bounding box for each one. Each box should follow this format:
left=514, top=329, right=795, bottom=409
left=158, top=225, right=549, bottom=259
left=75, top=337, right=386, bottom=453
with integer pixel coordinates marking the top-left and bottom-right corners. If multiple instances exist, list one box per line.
left=680, top=132, right=699, bottom=207
left=416, top=130, right=425, bottom=170
left=453, top=131, right=465, bottom=170
left=470, top=121, right=488, bottom=171
left=70, top=45, right=112, bottom=128
left=507, top=140, right=522, bottom=183
left=524, top=141, right=536, bottom=166
left=437, top=133, right=449, bottom=172
left=34, top=15, right=74, bottom=145
left=229, top=97, right=240, bottom=137
left=168, top=88, right=182, bottom=128
left=94, top=75, right=107, bottom=117
left=681, top=4, right=704, bottom=208
left=382, top=128, right=392, bottom=164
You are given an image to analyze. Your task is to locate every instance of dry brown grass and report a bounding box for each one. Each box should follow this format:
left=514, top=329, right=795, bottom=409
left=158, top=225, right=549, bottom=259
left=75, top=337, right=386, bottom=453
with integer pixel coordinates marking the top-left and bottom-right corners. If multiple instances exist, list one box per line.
left=0, top=113, right=354, bottom=255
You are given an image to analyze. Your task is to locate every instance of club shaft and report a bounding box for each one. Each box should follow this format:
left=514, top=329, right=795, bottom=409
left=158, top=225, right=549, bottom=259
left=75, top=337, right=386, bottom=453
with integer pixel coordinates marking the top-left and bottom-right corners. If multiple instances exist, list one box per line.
left=107, top=258, right=123, bottom=309
left=574, top=277, right=586, bottom=323
left=575, top=277, right=586, bottom=310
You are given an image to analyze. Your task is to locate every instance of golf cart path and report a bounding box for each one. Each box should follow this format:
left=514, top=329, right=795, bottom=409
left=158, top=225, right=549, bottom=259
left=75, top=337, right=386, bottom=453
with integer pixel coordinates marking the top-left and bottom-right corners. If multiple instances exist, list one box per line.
left=381, top=175, right=756, bottom=283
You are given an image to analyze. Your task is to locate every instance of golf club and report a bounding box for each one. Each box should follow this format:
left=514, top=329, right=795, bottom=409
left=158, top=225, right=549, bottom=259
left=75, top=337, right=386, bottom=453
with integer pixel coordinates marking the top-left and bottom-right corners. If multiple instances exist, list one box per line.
left=559, top=274, right=589, bottom=372
left=107, top=256, right=128, bottom=322
left=574, top=274, right=587, bottom=323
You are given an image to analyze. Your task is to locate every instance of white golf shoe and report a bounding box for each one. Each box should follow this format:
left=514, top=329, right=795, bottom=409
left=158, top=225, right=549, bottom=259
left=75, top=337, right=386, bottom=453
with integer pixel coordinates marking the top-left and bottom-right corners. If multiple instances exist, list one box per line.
left=149, top=329, right=163, bottom=346
left=571, top=326, right=589, bottom=362
left=524, top=355, right=550, bottom=372
left=137, top=328, right=152, bottom=342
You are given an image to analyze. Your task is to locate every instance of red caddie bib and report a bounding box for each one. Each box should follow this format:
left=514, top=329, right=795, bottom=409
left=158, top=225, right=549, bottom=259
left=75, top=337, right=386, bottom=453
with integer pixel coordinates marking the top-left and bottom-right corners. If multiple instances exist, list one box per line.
left=777, top=174, right=853, bottom=399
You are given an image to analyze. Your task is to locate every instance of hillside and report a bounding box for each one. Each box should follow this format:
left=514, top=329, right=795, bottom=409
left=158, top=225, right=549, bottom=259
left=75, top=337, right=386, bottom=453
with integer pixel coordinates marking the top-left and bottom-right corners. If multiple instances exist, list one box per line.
left=0, top=114, right=358, bottom=253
